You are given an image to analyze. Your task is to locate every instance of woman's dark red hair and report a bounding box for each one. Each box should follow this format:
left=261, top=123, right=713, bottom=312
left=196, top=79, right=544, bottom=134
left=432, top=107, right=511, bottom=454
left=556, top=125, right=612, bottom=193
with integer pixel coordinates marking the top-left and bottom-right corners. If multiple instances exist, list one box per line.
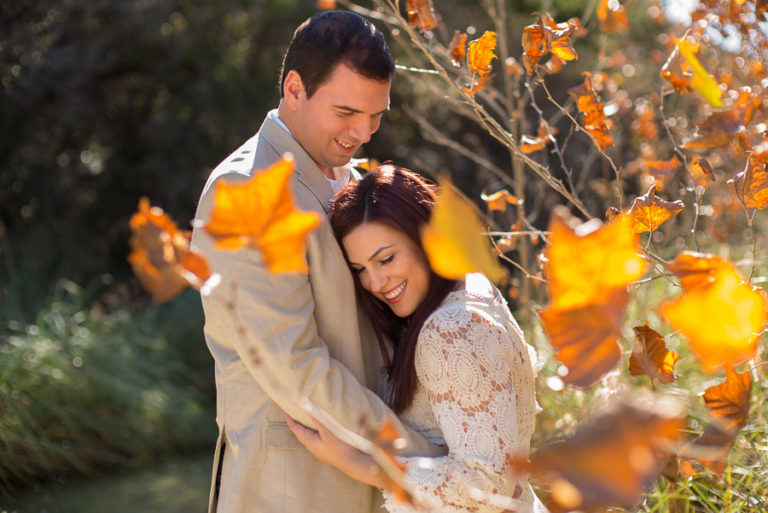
left=330, top=165, right=458, bottom=413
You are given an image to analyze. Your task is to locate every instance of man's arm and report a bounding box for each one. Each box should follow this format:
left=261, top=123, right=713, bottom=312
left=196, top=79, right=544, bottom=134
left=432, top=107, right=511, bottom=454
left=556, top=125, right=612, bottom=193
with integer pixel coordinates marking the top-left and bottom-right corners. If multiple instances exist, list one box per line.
left=193, top=184, right=442, bottom=458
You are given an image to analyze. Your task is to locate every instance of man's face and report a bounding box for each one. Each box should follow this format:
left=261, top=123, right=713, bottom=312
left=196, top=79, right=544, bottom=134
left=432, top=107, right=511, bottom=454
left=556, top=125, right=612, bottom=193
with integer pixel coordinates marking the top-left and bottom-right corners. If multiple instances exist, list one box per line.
left=288, top=63, right=391, bottom=176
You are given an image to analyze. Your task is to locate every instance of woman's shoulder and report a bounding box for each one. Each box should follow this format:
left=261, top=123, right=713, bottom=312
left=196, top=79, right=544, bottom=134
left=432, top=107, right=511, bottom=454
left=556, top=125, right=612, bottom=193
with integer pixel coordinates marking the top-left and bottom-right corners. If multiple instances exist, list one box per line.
left=421, top=273, right=506, bottom=335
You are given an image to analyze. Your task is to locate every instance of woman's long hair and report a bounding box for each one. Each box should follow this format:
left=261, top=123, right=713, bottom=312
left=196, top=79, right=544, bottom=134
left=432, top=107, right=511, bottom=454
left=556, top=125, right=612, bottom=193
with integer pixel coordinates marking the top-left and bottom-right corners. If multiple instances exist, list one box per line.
left=330, top=165, right=458, bottom=413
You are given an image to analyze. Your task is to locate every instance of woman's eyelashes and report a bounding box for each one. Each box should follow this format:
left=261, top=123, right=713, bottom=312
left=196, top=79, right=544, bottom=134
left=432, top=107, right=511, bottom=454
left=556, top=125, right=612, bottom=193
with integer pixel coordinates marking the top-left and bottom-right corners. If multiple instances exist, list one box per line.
left=379, top=254, right=394, bottom=265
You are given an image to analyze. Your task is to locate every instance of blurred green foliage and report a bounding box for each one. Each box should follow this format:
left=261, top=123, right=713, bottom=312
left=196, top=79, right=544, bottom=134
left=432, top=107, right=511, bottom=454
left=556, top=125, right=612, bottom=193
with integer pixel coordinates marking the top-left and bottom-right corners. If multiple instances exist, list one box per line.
left=0, top=281, right=214, bottom=496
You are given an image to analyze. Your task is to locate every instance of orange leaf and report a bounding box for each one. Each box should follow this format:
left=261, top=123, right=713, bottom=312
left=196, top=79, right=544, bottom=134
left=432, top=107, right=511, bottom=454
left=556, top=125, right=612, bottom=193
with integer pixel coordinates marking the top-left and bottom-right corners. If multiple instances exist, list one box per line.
left=690, top=157, right=716, bottom=187
left=666, top=251, right=733, bottom=290
left=684, top=89, right=762, bottom=150
left=467, top=31, right=497, bottom=77
left=461, top=73, right=494, bottom=97
left=203, top=155, right=321, bottom=274
left=522, top=14, right=578, bottom=75
left=353, top=158, right=380, bottom=172
left=541, top=209, right=646, bottom=387
left=511, top=399, right=685, bottom=512
left=643, top=156, right=681, bottom=191
left=406, top=0, right=438, bottom=32
left=629, top=325, right=680, bottom=384
left=703, top=365, right=752, bottom=432
left=628, top=184, right=684, bottom=233
left=683, top=366, right=752, bottom=475
left=521, top=122, right=557, bottom=153
left=448, top=31, right=467, bottom=68
left=662, top=254, right=767, bottom=373
left=128, top=198, right=212, bottom=302
left=728, top=155, right=768, bottom=209
left=368, top=418, right=414, bottom=504
left=539, top=289, right=627, bottom=388
left=480, top=189, right=522, bottom=212
left=315, top=0, right=336, bottom=9
left=597, top=0, right=629, bottom=34
left=504, top=56, right=524, bottom=77
left=631, top=104, right=659, bottom=142
left=546, top=208, right=646, bottom=311
left=568, top=72, right=613, bottom=150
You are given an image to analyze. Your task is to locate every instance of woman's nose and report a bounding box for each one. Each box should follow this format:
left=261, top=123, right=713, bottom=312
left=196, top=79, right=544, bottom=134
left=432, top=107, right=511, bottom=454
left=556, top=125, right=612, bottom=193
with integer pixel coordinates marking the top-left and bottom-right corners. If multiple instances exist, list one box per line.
left=367, top=268, right=387, bottom=292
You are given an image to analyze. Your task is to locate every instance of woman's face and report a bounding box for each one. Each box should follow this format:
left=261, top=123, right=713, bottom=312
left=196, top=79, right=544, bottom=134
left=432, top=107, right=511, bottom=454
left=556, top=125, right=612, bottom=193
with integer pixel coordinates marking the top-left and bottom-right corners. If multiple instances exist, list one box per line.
left=342, top=222, right=431, bottom=318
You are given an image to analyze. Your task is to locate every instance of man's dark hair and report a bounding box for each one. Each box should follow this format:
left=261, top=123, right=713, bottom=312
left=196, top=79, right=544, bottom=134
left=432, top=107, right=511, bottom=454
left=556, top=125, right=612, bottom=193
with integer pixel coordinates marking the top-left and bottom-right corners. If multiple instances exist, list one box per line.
left=279, top=10, right=394, bottom=98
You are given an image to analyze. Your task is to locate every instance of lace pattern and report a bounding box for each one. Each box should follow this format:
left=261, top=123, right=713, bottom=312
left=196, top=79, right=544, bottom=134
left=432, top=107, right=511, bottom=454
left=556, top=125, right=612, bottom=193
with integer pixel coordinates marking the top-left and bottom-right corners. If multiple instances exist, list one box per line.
left=382, top=274, right=546, bottom=513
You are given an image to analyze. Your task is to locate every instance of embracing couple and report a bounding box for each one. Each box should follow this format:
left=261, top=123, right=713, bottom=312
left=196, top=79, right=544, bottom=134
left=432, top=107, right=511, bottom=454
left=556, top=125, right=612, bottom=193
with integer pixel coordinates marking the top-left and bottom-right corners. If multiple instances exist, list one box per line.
left=191, top=9, right=547, bottom=513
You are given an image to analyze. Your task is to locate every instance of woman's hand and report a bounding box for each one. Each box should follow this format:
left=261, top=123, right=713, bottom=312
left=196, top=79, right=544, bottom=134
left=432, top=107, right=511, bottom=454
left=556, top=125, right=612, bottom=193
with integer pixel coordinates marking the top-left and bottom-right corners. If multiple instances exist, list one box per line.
left=285, top=413, right=394, bottom=489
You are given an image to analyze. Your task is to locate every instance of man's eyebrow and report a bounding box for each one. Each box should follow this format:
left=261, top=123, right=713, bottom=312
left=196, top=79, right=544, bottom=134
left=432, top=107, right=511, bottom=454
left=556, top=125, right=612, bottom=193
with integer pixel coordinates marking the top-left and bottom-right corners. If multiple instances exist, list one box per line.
left=333, top=105, right=390, bottom=115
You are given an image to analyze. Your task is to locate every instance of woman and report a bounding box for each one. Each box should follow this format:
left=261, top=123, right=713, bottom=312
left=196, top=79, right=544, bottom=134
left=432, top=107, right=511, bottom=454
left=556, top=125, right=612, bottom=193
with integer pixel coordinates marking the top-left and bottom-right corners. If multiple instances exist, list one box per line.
left=286, top=166, right=547, bottom=512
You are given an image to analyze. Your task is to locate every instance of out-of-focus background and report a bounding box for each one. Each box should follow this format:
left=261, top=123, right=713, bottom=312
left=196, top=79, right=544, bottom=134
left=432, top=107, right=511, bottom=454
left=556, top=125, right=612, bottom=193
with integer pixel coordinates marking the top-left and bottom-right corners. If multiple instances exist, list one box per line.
left=0, top=0, right=726, bottom=511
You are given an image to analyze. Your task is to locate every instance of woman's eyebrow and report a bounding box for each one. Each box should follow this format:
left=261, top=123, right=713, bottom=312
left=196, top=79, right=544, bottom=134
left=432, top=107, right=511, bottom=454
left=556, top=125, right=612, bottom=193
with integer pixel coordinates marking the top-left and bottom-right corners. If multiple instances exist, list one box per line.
left=367, top=244, right=394, bottom=262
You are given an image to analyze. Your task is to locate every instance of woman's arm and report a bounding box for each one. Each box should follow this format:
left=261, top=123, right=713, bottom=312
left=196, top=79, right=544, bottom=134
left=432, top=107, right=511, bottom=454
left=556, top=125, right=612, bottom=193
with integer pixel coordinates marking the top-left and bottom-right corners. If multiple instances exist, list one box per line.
left=285, top=413, right=394, bottom=489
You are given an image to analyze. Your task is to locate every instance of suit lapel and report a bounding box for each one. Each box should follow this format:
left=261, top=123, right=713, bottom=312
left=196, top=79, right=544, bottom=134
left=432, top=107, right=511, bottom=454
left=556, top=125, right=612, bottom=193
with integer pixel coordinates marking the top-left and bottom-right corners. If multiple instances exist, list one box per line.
left=259, top=116, right=336, bottom=214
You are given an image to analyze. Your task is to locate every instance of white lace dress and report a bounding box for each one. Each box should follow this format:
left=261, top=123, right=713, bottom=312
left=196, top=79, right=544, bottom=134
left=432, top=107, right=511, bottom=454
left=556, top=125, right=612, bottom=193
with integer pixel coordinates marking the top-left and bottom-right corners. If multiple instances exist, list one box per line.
left=382, top=273, right=548, bottom=513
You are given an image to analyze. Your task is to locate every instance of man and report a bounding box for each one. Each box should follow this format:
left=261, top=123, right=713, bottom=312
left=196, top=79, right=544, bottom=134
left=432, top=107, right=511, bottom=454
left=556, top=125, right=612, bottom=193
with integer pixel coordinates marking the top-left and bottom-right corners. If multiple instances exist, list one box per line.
left=191, top=10, right=442, bottom=513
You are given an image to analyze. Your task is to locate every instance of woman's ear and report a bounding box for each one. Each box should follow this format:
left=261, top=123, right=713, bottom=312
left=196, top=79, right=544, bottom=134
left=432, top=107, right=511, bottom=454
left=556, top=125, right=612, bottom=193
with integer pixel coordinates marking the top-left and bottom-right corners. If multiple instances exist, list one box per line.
left=283, top=70, right=304, bottom=109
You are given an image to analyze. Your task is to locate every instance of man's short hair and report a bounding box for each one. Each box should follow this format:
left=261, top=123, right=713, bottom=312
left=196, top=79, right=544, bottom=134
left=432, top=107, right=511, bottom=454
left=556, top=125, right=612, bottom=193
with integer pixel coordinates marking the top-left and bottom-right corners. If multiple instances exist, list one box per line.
left=279, top=10, right=394, bottom=98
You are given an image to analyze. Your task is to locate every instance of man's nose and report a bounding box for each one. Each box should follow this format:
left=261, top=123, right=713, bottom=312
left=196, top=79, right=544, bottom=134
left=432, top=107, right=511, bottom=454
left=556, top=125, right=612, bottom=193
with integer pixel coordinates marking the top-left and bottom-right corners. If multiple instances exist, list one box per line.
left=348, top=116, right=374, bottom=143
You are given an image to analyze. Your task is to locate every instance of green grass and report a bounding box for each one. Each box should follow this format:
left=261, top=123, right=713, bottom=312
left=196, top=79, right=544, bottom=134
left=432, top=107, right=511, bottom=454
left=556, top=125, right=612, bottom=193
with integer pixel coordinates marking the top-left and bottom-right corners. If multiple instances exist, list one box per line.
left=526, top=264, right=768, bottom=513
left=0, top=280, right=216, bottom=497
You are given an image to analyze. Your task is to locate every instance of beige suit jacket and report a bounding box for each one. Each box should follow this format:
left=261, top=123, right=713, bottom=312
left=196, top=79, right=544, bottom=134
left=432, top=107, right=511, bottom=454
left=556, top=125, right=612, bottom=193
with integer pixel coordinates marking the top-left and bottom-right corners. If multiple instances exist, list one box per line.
left=191, top=111, right=440, bottom=513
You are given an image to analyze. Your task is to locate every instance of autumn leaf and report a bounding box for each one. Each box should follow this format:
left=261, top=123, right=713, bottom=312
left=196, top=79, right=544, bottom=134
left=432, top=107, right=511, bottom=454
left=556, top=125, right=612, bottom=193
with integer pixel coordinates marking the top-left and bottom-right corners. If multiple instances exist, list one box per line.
left=683, top=366, right=752, bottom=475
left=406, top=0, right=438, bottom=32
left=643, top=156, right=681, bottom=190
left=684, top=89, right=762, bottom=149
left=421, top=176, right=503, bottom=282
left=315, top=0, right=336, bottom=9
left=368, top=418, right=415, bottom=505
left=629, top=325, right=680, bottom=384
left=510, top=398, right=685, bottom=513
left=467, top=31, right=497, bottom=77
left=675, top=37, right=723, bottom=107
left=597, top=0, right=629, bottom=34
left=352, top=158, right=380, bottom=172
left=448, top=31, right=467, bottom=68
left=540, top=208, right=646, bottom=387
left=631, top=104, right=658, bottom=142
left=540, top=289, right=627, bottom=388
left=690, top=157, right=716, bottom=187
left=728, top=155, right=768, bottom=209
left=520, top=122, right=557, bottom=153
left=628, top=184, right=684, bottom=233
left=662, top=253, right=767, bottom=373
left=522, top=14, right=578, bottom=75
left=203, top=154, right=322, bottom=274
left=128, top=198, right=212, bottom=302
left=481, top=189, right=522, bottom=212
left=545, top=208, right=646, bottom=311
left=659, top=48, right=693, bottom=94
left=568, top=72, right=613, bottom=150
left=461, top=73, right=494, bottom=97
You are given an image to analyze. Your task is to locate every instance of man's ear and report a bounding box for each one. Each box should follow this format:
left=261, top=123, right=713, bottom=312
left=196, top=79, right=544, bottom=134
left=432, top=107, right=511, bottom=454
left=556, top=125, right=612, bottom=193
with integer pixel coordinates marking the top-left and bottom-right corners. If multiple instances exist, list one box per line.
left=283, top=70, right=304, bottom=109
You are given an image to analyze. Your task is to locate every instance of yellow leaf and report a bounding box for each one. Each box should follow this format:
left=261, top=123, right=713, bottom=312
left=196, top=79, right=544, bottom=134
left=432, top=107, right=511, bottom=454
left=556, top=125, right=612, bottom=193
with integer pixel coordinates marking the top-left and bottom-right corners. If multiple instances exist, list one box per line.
left=421, top=177, right=502, bottom=281
left=676, top=38, right=723, bottom=107
left=546, top=208, right=646, bottom=311
left=467, top=31, right=497, bottom=77
left=628, top=184, right=685, bottom=233
left=203, top=154, right=321, bottom=274
left=662, top=264, right=766, bottom=373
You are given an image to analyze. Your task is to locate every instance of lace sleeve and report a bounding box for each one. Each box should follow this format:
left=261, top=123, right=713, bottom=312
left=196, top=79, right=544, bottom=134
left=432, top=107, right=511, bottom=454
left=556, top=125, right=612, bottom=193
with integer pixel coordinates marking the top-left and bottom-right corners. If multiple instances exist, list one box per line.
left=385, top=303, right=536, bottom=512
